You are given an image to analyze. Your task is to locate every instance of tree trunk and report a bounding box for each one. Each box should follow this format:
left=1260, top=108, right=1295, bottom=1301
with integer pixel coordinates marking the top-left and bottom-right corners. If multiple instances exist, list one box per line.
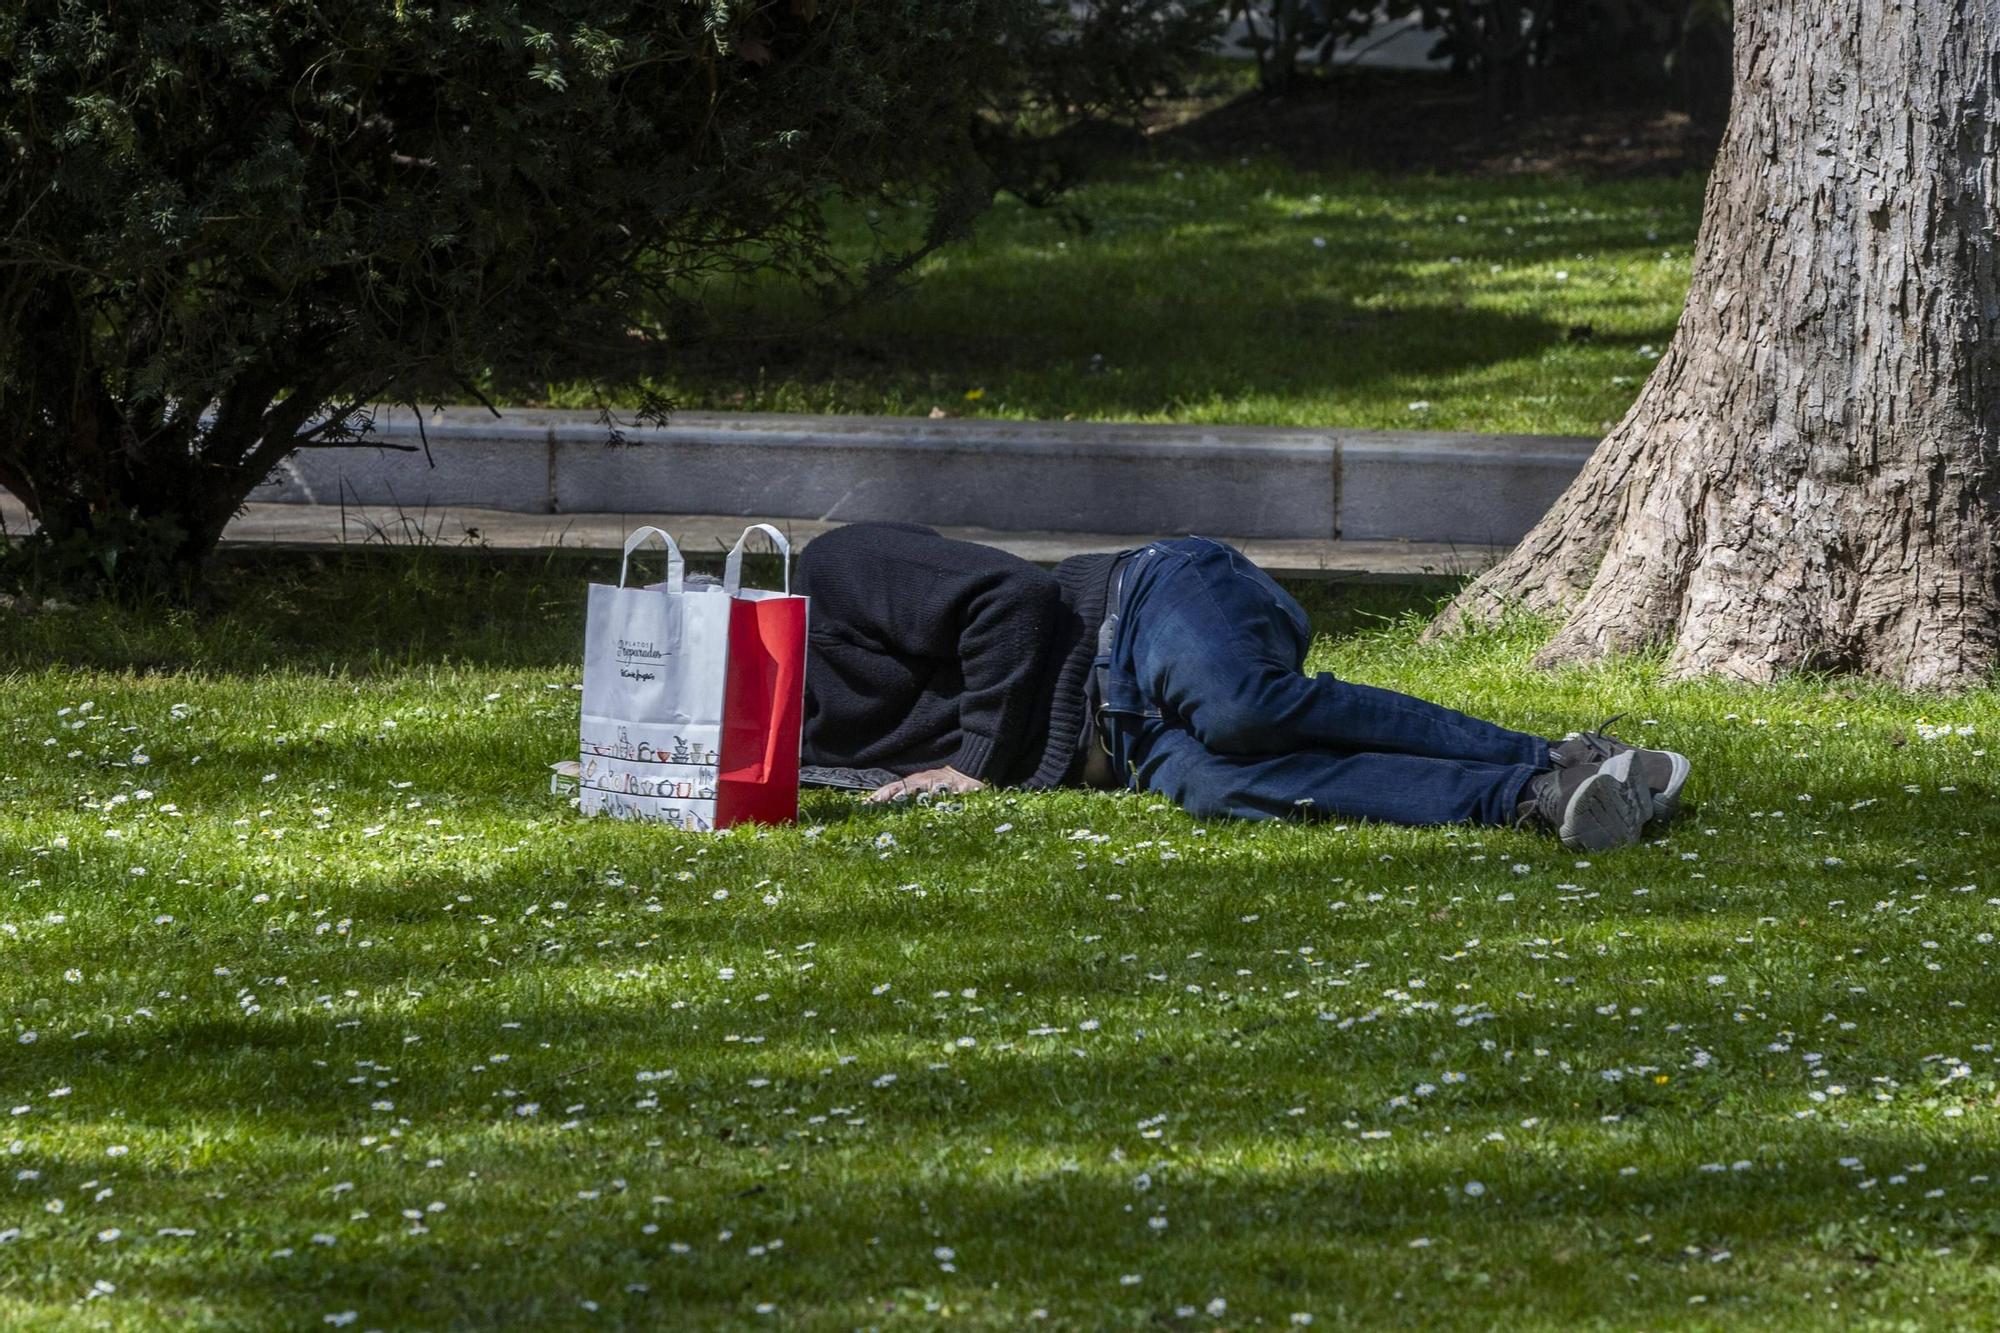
left=3, top=315, right=353, bottom=592
left=1429, top=0, right=2000, bottom=690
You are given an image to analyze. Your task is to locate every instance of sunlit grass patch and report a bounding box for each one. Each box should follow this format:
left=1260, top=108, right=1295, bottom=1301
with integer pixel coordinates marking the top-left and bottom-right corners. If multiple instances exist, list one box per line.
left=530, top=160, right=1706, bottom=438
left=3, top=552, right=1998, bottom=1329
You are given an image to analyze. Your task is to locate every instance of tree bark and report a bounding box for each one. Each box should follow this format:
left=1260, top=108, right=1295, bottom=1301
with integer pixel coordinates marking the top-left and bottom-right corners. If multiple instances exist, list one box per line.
left=1429, top=0, right=2000, bottom=690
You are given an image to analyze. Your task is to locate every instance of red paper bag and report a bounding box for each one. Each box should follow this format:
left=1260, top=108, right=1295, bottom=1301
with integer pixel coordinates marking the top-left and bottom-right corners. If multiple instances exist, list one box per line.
left=712, top=524, right=807, bottom=828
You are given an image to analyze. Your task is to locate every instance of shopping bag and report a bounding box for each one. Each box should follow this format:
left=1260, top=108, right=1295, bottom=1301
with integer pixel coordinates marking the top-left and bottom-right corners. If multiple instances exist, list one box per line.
left=578, top=524, right=806, bottom=830
left=715, top=523, right=808, bottom=826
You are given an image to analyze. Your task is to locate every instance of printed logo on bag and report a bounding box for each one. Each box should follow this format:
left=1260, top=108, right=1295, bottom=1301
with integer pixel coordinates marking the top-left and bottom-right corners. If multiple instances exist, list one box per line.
left=616, top=636, right=672, bottom=680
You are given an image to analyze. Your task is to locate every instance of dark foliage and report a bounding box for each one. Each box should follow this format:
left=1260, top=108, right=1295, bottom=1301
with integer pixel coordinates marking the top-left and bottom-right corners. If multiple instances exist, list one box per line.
left=1421, top=0, right=1732, bottom=116
left=1229, top=0, right=1732, bottom=115
left=0, top=0, right=1216, bottom=592
left=1226, top=0, right=1385, bottom=91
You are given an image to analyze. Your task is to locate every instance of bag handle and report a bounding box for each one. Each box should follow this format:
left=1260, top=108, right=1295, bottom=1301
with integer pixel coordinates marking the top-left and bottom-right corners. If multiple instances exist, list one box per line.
left=619, top=526, right=685, bottom=593
left=723, top=523, right=792, bottom=595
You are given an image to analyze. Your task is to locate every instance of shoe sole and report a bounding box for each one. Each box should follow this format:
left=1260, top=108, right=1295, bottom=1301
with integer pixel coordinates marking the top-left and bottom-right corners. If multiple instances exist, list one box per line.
left=1558, top=752, right=1649, bottom=851
left=1564, top=733, right=1690, bottom=823
left=1647, top=750, right=1690, bottom=822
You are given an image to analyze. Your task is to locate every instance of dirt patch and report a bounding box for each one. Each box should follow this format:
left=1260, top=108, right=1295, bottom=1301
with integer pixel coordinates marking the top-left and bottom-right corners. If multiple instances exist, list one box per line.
left=1146, top=66, right=1721, bottom=178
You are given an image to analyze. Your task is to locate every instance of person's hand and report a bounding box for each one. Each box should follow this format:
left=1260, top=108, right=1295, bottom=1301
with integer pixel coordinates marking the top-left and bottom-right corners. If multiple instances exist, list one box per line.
left=865, top=766, right=985, bottom=804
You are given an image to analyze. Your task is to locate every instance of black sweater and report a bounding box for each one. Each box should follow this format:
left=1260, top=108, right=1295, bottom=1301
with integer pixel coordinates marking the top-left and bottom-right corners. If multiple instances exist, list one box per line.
left=796, top=522, right=1118, bottom=788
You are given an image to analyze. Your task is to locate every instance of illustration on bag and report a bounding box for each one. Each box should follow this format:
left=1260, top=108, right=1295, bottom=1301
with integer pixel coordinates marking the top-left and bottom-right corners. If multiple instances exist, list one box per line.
left=587, top=767, right=719, bottom=800
left=581, top=727, right=722, bottom=768
left=595, top=793, right=714, bottom=831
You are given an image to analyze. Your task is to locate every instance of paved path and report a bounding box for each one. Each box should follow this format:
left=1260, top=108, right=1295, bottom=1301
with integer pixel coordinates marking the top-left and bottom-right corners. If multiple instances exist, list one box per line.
left=1, top=496, right=1504, bottom=580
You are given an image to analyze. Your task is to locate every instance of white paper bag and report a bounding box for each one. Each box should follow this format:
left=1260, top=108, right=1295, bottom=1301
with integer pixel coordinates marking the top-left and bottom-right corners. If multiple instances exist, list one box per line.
left=578, top=527, right=730, bottom=829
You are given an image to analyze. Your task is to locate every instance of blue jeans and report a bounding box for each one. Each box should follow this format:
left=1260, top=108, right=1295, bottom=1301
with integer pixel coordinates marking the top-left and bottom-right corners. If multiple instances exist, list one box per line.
left=1098, top=538, right=1550, bottom=825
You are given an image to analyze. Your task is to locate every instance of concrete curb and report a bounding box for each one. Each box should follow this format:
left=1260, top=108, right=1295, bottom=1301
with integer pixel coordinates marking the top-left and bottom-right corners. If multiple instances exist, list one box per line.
left=0, top=493, right=1507, bottom=579
left=251, top=408, right=1594, bottom=545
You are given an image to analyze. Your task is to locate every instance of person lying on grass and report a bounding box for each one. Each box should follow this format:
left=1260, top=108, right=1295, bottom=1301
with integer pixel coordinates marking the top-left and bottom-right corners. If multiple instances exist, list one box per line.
left=796, top=522, right=1689, bottom=851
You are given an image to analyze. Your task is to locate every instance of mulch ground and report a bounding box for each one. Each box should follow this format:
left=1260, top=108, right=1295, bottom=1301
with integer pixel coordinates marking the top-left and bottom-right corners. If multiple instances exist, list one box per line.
left=1143, top=65, right=1723, bottom=178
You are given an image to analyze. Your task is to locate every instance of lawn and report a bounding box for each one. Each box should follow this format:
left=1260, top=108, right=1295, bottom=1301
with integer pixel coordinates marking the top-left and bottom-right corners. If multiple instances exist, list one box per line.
left=4, top=550, right=1998, bottom=1330
left=531, top=160, right=1707, bottom=438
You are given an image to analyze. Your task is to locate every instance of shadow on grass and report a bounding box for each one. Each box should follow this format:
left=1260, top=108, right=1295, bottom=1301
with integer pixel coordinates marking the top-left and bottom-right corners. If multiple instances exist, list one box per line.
left=569, top=288, right=1584, bottom=420
left=502, top=158, right=1703, bottom=428
left=11, top=829, right=2000, bottom=1136
left=0, top=549, right=1450, bottom=677
left=9, top=1017, right=1994, bottom=1327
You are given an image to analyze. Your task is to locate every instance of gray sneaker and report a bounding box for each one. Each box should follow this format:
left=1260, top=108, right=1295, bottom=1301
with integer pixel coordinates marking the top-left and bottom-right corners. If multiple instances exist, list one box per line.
left=1518, top=751, right=1650, bottom=851
left=1551, top=717, right=1690, bottom=822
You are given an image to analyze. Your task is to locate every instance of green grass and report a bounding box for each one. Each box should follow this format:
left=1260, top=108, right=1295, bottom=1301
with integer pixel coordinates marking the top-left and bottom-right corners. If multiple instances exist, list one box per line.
left=5, top=550, right=1999, bottom=1330
left=533, top=160, right=1707, bottom=436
